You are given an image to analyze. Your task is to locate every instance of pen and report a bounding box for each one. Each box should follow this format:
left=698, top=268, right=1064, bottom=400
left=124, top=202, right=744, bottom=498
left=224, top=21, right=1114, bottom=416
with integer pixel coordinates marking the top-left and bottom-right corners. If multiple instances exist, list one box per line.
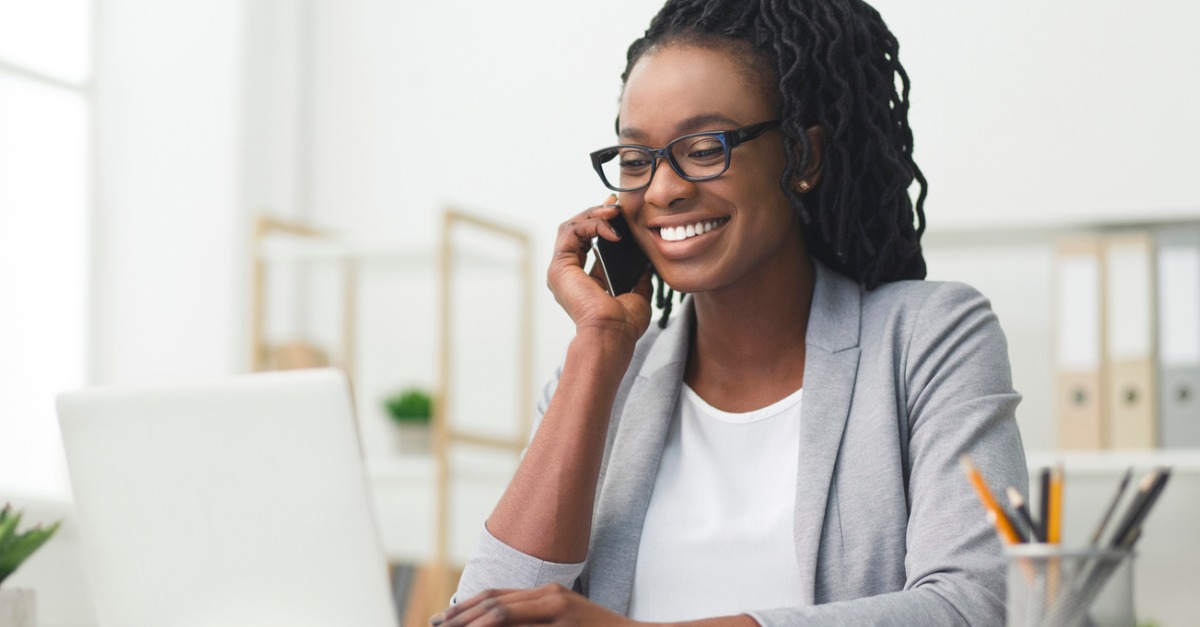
left=1038, top=467, right=1051, bottom=542
left=1006, top=487, right=1043, bottom=543
left=1071, top=470, right=1171, bottom=621
left=1110, top=468, right=1171, bottom=549
left=961, top=456, right=1022, bottom=545
left=1106, top=469, right=1159, bottom=549
left=1088, top=467, right=1133, bottom=546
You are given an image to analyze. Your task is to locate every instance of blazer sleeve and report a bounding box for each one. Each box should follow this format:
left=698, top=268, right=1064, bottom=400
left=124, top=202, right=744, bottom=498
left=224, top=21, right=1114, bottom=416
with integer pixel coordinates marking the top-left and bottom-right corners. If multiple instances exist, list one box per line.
left=752, top=281, right=1027, bottom=626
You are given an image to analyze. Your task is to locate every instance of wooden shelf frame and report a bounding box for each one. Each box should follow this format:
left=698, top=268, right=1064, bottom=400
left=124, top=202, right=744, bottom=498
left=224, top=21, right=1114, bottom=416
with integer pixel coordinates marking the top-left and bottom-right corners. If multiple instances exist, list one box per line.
left=429, top=209, right=535, bottom=607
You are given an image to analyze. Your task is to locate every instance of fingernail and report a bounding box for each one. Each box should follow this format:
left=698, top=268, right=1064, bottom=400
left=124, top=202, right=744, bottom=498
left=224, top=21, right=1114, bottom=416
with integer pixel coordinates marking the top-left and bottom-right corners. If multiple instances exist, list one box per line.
left=605, top=193, right=618, bottom=206
left=430, top=614, right=443, bottom=626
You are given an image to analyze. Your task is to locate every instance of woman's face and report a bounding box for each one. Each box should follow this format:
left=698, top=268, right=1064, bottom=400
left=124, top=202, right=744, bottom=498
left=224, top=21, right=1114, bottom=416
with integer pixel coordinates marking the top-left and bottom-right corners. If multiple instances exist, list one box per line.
left=617, top=43, right=803, bottom=297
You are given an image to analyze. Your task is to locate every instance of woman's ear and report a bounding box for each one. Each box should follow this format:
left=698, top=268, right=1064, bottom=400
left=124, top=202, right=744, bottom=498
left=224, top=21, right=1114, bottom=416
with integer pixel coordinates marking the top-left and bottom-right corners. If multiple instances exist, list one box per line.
left=794, top=125, right=825, bottom=193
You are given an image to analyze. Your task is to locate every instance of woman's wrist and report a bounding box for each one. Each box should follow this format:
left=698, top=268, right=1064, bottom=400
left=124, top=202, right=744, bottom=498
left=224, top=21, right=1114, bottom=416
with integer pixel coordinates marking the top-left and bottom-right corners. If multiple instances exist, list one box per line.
left=572, top=324, right=641, bottom=361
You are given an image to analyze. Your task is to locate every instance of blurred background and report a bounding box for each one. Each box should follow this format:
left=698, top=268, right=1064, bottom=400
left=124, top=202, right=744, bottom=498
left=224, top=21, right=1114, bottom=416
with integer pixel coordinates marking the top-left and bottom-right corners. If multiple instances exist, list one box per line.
left=2, top=0, right=1199, bottom=625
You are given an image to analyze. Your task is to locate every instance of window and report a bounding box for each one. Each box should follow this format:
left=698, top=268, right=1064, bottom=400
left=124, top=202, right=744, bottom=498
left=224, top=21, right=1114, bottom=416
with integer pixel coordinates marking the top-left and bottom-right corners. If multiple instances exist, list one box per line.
left=0, top=0, right=93, bottom=496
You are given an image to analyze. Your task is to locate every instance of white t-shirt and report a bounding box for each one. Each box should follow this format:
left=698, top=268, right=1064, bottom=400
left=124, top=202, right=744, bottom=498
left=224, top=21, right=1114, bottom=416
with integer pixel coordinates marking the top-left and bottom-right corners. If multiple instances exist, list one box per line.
left=626, top=383, right=805, bottom=622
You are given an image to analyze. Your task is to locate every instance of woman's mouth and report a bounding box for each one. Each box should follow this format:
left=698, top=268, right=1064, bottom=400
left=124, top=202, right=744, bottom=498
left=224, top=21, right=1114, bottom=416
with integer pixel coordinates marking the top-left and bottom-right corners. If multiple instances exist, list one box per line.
left=656, top=217, right=730, bottom=242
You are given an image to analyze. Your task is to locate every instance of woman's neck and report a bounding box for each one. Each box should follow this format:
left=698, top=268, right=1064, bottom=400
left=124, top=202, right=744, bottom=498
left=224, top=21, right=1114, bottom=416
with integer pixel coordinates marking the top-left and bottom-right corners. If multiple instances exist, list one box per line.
left=684, top=237, right=815, bottom=413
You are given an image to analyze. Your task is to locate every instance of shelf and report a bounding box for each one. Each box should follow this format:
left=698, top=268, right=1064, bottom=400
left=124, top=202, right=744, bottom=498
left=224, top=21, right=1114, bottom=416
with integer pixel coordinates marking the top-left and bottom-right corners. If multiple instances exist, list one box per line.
left=257, top=237, right=434, bottom=263
left=256, top=237, right=522, bottom=270
left=1025, top=449, right=1200, bottom=474
left=924, top=208, right=1200, bottom=243
left=924, top=213, right=1200, bottom=248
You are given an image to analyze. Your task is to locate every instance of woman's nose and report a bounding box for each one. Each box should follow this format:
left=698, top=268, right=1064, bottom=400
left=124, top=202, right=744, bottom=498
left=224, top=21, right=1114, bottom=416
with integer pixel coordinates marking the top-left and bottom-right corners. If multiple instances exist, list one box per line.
left=643, top=157, right=696, bottom=210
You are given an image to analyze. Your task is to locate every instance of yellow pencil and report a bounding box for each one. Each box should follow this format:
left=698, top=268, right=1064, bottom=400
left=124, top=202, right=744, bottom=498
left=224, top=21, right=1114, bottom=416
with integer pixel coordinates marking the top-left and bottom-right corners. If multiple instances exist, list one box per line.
left=1047, top=464, right=1063, bottom=544
left=960, top=455, right=1022, bottom=545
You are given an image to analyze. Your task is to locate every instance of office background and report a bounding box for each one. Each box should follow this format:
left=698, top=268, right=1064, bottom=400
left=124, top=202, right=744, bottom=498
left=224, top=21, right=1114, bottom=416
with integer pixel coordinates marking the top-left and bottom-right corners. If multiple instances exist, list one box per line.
left=2, top=0, right=1198, bottom=625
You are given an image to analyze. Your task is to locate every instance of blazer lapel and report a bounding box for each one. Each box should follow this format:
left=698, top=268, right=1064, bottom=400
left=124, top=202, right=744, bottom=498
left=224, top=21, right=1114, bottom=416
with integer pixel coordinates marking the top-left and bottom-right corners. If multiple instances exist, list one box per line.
left=586, top=309, right=690, bottom=613
left=792, top=262, right=862, bottom=605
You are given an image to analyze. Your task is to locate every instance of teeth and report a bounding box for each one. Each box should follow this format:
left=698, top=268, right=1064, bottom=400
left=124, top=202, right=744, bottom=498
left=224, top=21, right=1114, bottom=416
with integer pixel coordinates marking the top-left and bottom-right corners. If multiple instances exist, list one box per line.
left=661, top=220, right=722, bottom=241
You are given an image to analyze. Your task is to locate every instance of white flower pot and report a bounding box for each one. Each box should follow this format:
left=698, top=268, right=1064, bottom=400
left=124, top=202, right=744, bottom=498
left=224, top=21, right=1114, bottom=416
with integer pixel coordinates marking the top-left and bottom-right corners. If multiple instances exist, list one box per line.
left=394, top=422, right=432, bottom=455
left=0, top=588, right=35, bottom=627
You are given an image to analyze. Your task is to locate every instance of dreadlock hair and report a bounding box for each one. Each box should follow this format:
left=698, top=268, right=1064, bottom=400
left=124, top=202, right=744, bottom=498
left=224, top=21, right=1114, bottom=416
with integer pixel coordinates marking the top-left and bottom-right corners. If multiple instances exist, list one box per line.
left=623, top=0, right=927, bottom=328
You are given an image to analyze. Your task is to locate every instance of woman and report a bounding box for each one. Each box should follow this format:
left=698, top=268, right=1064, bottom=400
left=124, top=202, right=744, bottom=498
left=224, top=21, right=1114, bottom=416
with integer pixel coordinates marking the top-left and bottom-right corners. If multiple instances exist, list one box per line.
left=437, top=0, right=1026, bottom=625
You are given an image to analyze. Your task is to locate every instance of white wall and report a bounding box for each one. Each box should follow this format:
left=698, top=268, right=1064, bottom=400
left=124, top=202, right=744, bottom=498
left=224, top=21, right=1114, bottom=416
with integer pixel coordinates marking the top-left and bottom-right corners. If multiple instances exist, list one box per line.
left=91, top=0, right=245, bottom=386
left=300, top=0, right=661, bottom=376
left=874, top=0, right=1200, bottom=232
left=240, top=0, right=306, bottom=221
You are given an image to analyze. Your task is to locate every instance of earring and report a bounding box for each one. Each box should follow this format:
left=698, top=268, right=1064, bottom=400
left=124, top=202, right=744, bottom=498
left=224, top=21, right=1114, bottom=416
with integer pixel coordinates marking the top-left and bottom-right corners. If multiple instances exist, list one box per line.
left=797, top=180, right=811, bottom=193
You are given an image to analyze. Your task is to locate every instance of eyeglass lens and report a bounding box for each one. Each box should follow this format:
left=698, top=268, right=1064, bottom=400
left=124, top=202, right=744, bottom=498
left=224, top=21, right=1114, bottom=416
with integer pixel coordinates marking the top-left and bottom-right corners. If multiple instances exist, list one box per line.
left=598, top=134, right=729, bottom=191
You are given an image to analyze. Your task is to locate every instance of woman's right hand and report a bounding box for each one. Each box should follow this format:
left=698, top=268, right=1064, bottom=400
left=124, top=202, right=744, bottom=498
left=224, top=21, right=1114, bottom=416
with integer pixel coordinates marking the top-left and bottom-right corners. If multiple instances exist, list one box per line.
left=547, top=196, right=653, bottom=345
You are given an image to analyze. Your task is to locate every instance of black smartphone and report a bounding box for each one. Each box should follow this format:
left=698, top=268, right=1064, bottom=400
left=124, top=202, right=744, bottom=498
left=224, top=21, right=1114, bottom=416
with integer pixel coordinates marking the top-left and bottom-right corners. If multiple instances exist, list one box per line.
left=594, top=213, right=651, bottom=296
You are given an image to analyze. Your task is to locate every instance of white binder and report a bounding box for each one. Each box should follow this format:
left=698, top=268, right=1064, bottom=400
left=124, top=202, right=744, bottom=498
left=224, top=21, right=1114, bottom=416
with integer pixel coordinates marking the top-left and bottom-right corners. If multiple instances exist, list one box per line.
left=1156, top=226, right=1200, bottom=448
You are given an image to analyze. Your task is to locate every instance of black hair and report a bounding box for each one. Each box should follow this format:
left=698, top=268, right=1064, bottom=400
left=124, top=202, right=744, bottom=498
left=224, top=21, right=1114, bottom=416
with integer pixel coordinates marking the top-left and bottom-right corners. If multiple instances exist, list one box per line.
left=623, top=0, right=927, bottom=328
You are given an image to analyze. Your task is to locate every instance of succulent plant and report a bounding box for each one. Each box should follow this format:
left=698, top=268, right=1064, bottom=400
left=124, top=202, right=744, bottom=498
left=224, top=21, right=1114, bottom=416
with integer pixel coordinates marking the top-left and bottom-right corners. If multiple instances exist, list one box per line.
left=0, top=504, right=61, bottom=586
left=384, top=388, right=434, bottom=424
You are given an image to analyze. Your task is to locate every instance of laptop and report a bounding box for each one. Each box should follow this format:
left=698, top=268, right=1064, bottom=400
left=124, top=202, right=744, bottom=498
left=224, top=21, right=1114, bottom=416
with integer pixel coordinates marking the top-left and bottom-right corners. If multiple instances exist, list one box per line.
left=57, top=368, right=399, bottom=627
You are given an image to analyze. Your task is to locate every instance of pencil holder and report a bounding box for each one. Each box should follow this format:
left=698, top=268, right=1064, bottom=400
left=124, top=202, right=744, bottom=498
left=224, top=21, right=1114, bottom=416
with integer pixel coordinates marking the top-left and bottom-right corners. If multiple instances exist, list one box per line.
left=1005, top=545, right=1135, bottom=627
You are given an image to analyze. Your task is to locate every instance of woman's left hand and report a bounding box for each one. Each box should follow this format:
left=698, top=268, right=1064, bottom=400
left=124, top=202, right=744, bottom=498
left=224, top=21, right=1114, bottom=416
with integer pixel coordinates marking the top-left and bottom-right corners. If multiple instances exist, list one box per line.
left=431, top=584, right=635, bottom=627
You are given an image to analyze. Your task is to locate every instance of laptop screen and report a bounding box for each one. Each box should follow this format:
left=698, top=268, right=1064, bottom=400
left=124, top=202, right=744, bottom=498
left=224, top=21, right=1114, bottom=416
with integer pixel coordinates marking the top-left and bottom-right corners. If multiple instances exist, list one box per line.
left=57, top=369, right=398, bottom=627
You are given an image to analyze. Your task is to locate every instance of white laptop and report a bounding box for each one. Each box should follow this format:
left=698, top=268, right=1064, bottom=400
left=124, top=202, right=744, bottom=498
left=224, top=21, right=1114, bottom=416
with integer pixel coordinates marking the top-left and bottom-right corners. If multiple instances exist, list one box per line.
left=57, top=368, right=399, bottom=627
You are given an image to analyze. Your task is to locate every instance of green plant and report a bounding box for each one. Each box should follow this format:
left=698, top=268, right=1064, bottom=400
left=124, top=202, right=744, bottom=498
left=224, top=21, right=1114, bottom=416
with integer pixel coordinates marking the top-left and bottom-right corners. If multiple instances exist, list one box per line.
left=0, top=504, right=61, bottom=586
left=384, top=388, right=433, bottom=425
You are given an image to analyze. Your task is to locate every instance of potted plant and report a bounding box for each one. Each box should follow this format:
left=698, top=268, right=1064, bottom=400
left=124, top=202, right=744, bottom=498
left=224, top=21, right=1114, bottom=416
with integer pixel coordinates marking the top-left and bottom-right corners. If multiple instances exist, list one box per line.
left=0, top=504, right=60, bottom=627
left=384, top=387, right=434, bottom=455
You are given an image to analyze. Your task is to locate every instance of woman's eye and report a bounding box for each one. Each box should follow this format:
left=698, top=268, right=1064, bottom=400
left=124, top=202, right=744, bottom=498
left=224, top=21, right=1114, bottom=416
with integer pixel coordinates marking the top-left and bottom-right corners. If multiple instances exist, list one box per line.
left=685, top=141, right=726, bottom=162
left=620, top=156, right=652, bottom=170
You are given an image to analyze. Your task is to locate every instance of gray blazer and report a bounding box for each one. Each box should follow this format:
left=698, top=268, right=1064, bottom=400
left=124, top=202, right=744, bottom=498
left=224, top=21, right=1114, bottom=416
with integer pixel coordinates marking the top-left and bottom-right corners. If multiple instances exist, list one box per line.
left=457, top=261, right=1028, bottom=626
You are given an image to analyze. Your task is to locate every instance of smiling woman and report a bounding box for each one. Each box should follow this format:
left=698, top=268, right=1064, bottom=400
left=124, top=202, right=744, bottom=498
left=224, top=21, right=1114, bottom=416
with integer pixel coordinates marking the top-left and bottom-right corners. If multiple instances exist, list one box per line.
left=441, top=1, right=1025, bottom=626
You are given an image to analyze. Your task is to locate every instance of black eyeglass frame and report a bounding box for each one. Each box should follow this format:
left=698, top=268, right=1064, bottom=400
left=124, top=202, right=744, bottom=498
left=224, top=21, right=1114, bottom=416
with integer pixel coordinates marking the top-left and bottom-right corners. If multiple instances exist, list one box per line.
left=589, top=120, right=781, bottom=193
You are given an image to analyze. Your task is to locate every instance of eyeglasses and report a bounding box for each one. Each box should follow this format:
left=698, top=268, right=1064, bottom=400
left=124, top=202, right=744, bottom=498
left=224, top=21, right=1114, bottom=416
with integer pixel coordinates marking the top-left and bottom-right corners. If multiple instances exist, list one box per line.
left=589, top=120, right=781, bottom=193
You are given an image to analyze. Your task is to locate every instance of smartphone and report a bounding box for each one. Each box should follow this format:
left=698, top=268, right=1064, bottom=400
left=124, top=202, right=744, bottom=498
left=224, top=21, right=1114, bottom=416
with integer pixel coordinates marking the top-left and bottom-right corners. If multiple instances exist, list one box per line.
left=594, top=213, right=651, bottom=296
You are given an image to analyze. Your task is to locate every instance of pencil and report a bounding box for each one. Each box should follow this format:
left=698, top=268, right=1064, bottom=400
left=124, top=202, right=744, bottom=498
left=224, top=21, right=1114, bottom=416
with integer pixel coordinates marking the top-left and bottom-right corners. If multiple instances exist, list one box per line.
left=1111, top=468, right=1172, bottom=549
left=1047, top=464, right=1063, bottom=544
left=1072, top=470, right=1171, bottom=612
left=1006, top=487, right=1042, bottom=543
left=960, top=456, right=1022, bottom=545
left=1088, top=467, right=1133, bottom=546
left=1106, top=469, right=1160, bottom=549
left=1045, top=464, right=1064, bottom=608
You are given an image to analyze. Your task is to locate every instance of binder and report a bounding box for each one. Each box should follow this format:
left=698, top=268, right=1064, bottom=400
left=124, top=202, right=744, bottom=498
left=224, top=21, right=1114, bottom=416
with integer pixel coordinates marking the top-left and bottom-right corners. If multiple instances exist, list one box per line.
left=1103, top=231, right=1158, bottom=449
left=1055, top=235, right=1108, bottom=449
left=1155, top=226, right=1200, bottom=448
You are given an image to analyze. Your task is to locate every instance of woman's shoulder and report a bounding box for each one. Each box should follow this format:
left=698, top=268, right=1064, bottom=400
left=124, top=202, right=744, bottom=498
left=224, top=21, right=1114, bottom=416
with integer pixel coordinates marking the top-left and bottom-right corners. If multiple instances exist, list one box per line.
left=814, top=258, right=994, bottom=327
left=857, top=278, right=1003, bottom=349
left=863, top=278, right=993, bottom=316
